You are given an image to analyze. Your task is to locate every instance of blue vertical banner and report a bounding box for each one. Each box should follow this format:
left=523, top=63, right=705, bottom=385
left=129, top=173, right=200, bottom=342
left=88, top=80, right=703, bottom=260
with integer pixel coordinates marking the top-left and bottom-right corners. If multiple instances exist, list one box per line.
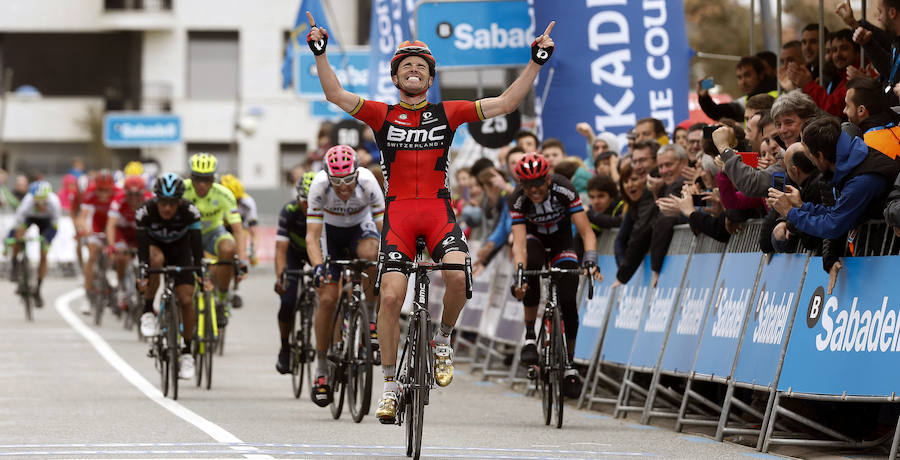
left=369, top=0, right=441, bottom=105
left=281, top=0, right=341, bottom=90
left=627, top=255, right=689, bottom=369
left=532, top=1, right=691, bottom=157
left=600, top=258, right=653, bottom=365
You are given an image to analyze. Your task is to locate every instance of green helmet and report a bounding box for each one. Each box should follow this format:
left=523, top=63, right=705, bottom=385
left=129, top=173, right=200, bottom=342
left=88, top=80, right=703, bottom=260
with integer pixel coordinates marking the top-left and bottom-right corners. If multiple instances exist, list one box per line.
left=296, top=171, right=316, bottom=201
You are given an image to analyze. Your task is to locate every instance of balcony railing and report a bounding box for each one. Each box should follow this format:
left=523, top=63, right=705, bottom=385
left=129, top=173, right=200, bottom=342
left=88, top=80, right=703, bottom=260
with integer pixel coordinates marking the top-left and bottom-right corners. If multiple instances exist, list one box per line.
left=104, top=0, right=172, bottom=11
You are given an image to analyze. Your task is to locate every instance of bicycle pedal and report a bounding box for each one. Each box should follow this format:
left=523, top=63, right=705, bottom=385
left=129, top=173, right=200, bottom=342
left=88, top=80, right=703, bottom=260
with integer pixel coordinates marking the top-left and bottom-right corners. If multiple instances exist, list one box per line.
left=527, top=366, right=538, bottom=380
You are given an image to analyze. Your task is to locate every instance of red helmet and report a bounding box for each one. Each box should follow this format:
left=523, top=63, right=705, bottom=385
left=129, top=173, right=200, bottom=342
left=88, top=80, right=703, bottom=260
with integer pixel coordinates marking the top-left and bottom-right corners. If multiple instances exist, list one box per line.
left=391, top=40, right=436, bottom=77
left=124, top=175, right=146, bottom=192
left=95, top=170, right=115, bottom=190
left=514, top=153, right=550, bottom=181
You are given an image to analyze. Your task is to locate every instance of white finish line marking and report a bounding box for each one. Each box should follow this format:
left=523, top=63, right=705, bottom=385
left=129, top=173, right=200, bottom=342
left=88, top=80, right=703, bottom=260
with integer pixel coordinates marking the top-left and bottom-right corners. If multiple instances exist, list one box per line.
left=54, top=289, right=272, bottom=459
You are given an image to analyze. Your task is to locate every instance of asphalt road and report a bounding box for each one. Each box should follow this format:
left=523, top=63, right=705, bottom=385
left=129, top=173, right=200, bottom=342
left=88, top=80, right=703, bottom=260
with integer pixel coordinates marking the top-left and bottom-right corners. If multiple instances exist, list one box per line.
left=0, top=270, right=842, bottom=459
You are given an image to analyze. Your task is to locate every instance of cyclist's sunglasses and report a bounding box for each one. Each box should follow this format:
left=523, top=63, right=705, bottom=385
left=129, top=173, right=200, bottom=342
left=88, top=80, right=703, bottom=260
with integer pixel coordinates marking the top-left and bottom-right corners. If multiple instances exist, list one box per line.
left=191, top=175, right=214, bottom=184
left=328, top=172, right=358, bottom=186
left=158, top=197, right=180, bottom=207
left=520, top=178, right=548, bottom=189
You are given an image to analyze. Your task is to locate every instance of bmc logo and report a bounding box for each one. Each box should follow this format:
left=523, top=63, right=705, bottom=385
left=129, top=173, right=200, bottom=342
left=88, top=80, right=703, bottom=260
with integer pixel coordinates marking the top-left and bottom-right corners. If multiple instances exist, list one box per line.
left=387, top=124, right=447, bottom=143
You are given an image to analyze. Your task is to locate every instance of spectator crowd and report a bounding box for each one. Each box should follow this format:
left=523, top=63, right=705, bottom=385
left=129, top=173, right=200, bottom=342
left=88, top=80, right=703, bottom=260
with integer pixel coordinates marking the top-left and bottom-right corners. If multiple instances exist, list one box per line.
left=447, top=0, right=900, bottom=291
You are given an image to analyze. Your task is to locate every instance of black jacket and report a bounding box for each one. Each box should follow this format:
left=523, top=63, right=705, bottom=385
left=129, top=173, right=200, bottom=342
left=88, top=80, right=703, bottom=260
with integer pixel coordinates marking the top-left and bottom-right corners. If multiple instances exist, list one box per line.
left=614, top=189, right=658, bottom=283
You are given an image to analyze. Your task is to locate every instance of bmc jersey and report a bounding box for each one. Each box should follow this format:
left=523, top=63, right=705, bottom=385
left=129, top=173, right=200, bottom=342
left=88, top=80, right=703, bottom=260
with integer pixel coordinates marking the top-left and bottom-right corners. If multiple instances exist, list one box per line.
left=135, top=198, right=202, bottom=244
left=508, top=174, right=584, bottom=235
left=306, top=168, right=385, bottom=227
left=350, top=99, right=485, bottom=200
left=81, top=187, right=124, bottom=232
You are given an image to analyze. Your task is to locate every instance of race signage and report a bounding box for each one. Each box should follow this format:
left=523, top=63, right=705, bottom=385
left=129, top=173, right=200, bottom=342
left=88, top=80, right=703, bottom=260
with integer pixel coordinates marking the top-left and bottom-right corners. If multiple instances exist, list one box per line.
left=103, top=113, right=181, bottom=147
left=298, top=50, right=370, bottom=97
left=329, top=119, right=367, bottom=147
left=533, top=0, right=691, bottom=157
left=600, top=257, right=652, bottom=365
left=574, top=254, right=619, bottom=361
left=627, top=255, right=689, bottom=369
left=779, top=256, right=900, bottom=396
left=468, top=110, right=521, bottom=148
left=416, top=0, right=532, bottom=68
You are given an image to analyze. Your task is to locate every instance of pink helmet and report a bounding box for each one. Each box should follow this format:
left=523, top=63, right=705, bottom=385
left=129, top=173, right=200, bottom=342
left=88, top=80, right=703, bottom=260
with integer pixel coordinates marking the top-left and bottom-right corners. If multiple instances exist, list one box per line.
left=324, top=145, right=358, bottom=177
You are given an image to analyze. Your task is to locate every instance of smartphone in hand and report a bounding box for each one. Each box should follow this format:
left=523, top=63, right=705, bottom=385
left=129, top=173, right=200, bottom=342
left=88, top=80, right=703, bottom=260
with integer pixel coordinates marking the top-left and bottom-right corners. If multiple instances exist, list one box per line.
left=701, top=77, right=715, bottom=90
left=692, top=194, right=706, bottom=207
left=772, top=172, right=786, bottom=192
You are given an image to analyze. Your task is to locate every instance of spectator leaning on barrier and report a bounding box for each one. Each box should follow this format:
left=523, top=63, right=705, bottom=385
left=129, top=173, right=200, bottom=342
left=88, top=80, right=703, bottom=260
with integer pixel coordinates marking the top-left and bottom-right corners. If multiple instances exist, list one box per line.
left=613, top=163, right=659, bottom=286
left=768, top=142, right=834, bottom=253
left=685, top=123, right=706, bottom=161
left=843, top=76, right=900, bottom=159
left=698, top=56, right=778, bottom=123
left=574, top=174, right=624, bottom=259
left=767, top=115, right=900, bottom=249
left=714, top=118, right=787, bottom=199
left=773, top=90, right=821, bottom=145
left=472, top=164, right=512, bottom=273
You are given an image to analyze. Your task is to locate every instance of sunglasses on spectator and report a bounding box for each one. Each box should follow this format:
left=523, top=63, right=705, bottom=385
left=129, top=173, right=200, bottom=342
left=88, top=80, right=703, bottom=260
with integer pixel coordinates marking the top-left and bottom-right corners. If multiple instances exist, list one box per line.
left=521, top=178, right=547, bottom=189
left=328, top=172, right=358, bottom=186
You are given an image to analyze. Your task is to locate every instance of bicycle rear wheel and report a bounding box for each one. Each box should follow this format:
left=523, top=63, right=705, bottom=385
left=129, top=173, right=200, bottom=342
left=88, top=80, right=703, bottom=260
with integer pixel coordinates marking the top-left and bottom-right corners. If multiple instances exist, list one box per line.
left=552, top=307, right=565, bottom=429
left=348, top=306, right=373, bottom=423
left=158, top=301, right=170, bottom=397
left=538, top=318, right=552, bottom=426
left=290, top=301, right=304, bottom=398
left=410, top=312, right=428, bottom=460
left=20, top=256, right=32, bottom=321
left=93, top=256, right=107, bottom=326
left=329, top=298, right=348, bottom=420
left=194, top=293, right=204, bottom=388
left=404, top=317, right=416, bottom=458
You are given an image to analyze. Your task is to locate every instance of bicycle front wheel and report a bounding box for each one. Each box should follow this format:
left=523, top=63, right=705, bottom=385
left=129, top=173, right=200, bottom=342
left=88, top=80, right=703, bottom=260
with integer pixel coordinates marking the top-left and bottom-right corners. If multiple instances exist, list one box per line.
left=20, top=256, right=32, bottom=321
left=168, top=299, right=181, bottom=400
left=290, top=301, right=304, bottom=398
left=537, top=318, right=552, bottom=426
left=348, top=306, right=373, bottom=423
left=329, top=299, right=348, bottom=420
left=204, top=292, right=215, bottom=390
left=552, top=307, right=565, bottom=429
left=412, top=312, right=429, bottom=459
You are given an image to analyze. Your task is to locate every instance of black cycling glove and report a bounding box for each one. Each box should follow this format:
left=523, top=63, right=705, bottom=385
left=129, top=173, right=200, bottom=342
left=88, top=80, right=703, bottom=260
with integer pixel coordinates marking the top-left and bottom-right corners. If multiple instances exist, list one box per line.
left=307, top=27, right=328, bottom=56
left=582, top=250, right=598, bottom=270
left=531, top=39, right=554, bottom=65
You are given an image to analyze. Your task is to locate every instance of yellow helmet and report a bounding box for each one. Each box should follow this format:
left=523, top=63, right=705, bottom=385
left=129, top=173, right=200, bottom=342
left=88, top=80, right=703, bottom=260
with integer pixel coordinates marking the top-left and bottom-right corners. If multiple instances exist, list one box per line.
left=123, top=161, right=144, bottom=177
left=189, top=152, right=217, bottom=177
left=221, top=174, right=246, bottom=199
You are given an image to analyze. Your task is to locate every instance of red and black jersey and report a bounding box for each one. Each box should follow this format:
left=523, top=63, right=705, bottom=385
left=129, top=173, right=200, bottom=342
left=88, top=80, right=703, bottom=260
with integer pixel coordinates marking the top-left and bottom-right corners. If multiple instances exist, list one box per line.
left=350, top=98, right=485, bottom=201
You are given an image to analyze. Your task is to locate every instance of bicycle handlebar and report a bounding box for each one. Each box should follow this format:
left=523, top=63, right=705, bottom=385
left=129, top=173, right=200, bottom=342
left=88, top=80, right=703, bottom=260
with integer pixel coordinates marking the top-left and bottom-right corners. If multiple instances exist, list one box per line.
left=516, top=263, right=593, bottom=300
left=376, top=255, right=473, bottom=300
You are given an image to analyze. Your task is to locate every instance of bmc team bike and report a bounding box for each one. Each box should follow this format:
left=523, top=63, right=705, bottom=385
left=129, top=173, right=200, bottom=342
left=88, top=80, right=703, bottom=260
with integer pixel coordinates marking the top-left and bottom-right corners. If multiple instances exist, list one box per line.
left=324, top=257, right=378, bottom=423
left=145, top=265, right=202, bottom=400
left=515, top=263, right=592, bottom=429
left=377, top=240, right=473, bottom=460
left=280, top=267, right=317, bottom=399
left=193, top=260, right=218, bottom=390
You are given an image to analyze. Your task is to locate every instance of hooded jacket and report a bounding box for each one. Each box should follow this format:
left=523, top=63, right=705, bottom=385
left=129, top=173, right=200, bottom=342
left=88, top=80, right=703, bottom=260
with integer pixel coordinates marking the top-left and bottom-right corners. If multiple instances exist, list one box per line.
left=787, top=132, right=900, bottom=239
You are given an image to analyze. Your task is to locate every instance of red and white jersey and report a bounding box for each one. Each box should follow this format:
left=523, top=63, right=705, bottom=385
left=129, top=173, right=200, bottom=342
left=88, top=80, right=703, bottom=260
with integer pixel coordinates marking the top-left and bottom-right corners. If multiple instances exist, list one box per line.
left=109, top=190, right=154, bottom=229
left=81, top=186, right=123, bottom=232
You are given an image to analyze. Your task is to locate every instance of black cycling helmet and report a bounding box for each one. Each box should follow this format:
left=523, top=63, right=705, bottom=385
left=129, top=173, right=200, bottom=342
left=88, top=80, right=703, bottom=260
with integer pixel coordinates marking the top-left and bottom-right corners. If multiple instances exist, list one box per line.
left=390, top=40, right=436, bottom=77
left=154, top=172, right=186, bottom=198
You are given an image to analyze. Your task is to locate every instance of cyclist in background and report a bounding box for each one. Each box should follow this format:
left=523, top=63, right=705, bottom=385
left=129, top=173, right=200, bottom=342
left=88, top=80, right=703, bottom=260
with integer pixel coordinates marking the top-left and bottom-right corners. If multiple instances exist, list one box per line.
left=307, top=12, right=556, bottom=423
left=77, top=170, right=122, bottom=313
left=221, top=174, right=260, bottom=269
left=183, top=153, right=247, bottom=325
left=136, top=173, right=204, bottom=380
left=9, top=181, right=60, bottom=307
left=508, top=153, right=602, bottom=398
left=106, top=175, right=154, bottom=311
left=274, top=171, right=315, bottom=374
left=305, top=145, right=384, bottom=407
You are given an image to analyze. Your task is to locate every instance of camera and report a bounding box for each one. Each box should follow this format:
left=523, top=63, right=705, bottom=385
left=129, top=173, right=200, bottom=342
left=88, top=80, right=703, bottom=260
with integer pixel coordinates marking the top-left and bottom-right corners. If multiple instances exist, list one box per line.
left=702, top=124, right=721, bottom=141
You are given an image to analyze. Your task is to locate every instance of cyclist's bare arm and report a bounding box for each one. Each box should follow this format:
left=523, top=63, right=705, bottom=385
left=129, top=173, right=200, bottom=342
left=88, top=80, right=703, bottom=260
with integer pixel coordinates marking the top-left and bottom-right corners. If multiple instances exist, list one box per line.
left=510, top=224, right=527, bottom=272
left=571, top=211, right=596, bottom=253
left=479, top=22, right=554, bottom=119
left=305, top=221, right=324, bottom=267
left=274, top=240, right=288, bottom=278
left=307, top=12, right=361, bottom=113
left=105, top=215, right=118, bottom=248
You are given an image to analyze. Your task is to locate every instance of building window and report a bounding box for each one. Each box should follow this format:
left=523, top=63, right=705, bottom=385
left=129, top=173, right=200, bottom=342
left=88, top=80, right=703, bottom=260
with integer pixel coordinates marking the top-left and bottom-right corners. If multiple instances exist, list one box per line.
left=186, top=143, right=236, bottom=176
left=187, top=31, right=239, bottom=99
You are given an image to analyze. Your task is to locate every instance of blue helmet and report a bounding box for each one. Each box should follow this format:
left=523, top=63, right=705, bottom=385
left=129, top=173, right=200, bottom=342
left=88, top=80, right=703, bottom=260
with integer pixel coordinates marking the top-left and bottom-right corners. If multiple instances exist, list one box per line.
left=30, top=181, right=53, bottom=201
left=153, top=172, right=185, bottom=198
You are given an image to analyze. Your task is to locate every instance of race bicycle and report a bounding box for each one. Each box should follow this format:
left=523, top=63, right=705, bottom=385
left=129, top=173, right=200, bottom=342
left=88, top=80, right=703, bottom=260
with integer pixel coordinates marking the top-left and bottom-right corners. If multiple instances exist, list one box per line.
left=323, top=257, right=377, bottom=423
left=206, top=254, right=244, bottom=356
left=516, top=263, right=592, bottom=429
left=85, top=234, right=115, bottom=326
left=377, top=240, right=472, bottom=459
left=193, top=259, right=219, bottom=390
left=280, top=267, right=317, bottom=399
left=144, top=264, right=203, bottom=400
left=7, top=236, right=41, bottom=321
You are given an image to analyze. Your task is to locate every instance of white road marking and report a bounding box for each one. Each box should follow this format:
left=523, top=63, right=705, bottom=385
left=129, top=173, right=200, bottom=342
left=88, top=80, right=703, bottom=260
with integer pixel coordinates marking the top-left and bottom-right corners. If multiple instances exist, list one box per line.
left=54, top=288, right=272, bottom=459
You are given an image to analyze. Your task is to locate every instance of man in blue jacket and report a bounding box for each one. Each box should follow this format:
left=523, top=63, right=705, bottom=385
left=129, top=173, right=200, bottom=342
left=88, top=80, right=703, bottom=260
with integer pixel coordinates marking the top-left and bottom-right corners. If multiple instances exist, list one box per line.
left=767, top=116, right=900, bottom=240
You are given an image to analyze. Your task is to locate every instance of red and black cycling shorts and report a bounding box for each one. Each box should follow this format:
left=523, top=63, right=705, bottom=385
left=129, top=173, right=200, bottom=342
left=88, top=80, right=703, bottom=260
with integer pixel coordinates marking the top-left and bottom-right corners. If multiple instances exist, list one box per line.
left=381, top=198, right=468, bottom=274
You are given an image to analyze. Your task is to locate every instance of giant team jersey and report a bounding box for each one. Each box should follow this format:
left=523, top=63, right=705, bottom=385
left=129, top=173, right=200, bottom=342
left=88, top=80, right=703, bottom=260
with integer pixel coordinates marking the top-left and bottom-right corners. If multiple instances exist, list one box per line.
left=508, top=174, right=584, bottom=236
left=306, top=167, right=385, bottom=227
left=350, top=98, right=485, bottom=200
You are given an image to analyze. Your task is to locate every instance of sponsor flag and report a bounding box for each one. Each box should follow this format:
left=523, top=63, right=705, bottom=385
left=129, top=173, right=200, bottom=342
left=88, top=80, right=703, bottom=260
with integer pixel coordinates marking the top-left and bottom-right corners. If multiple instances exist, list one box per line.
left=533, top=0, right=691, bottom=156
left=368, top=0, right=441, bottom=104
left=281, top=0, right=341, bottom=90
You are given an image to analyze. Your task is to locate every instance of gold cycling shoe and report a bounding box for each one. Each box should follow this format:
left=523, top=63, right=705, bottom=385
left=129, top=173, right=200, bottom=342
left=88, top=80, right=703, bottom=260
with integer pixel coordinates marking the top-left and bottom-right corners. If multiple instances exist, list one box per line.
left=433, top=343, right=454, bottom=387
left=376, top=391, right=399, bottom=424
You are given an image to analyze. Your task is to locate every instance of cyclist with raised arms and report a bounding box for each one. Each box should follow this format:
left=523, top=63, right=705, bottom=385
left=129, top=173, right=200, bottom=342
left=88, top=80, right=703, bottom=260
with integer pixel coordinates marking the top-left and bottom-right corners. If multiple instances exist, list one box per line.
left=306, top=11, right=556, bottom=423
left=274, top=171, right=315, bottom=375
left=136, top=173, right=205, bottom=380
left=77, top=170, right=122, bottom=310
left=305, top=145, right=385, bottom=407
left=508, top=153, right=602, bottom=398
left=106, top=175, right=154, bottom=311
left=9, top=181, right=61, bottom=307
left=184, top=153, right=248, bottom=325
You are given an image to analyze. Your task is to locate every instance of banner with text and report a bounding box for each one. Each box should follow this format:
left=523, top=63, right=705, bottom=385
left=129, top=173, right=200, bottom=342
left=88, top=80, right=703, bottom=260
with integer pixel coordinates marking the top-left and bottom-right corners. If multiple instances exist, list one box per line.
left=779, top=256, right=900, bottom=397
left=533, top=0, right=690, bottom=157
left=574, top=254, right=619, bottom=361
left=628, top=254, right=689, bottom=369
left=600, top=258, right=652, bottom=365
